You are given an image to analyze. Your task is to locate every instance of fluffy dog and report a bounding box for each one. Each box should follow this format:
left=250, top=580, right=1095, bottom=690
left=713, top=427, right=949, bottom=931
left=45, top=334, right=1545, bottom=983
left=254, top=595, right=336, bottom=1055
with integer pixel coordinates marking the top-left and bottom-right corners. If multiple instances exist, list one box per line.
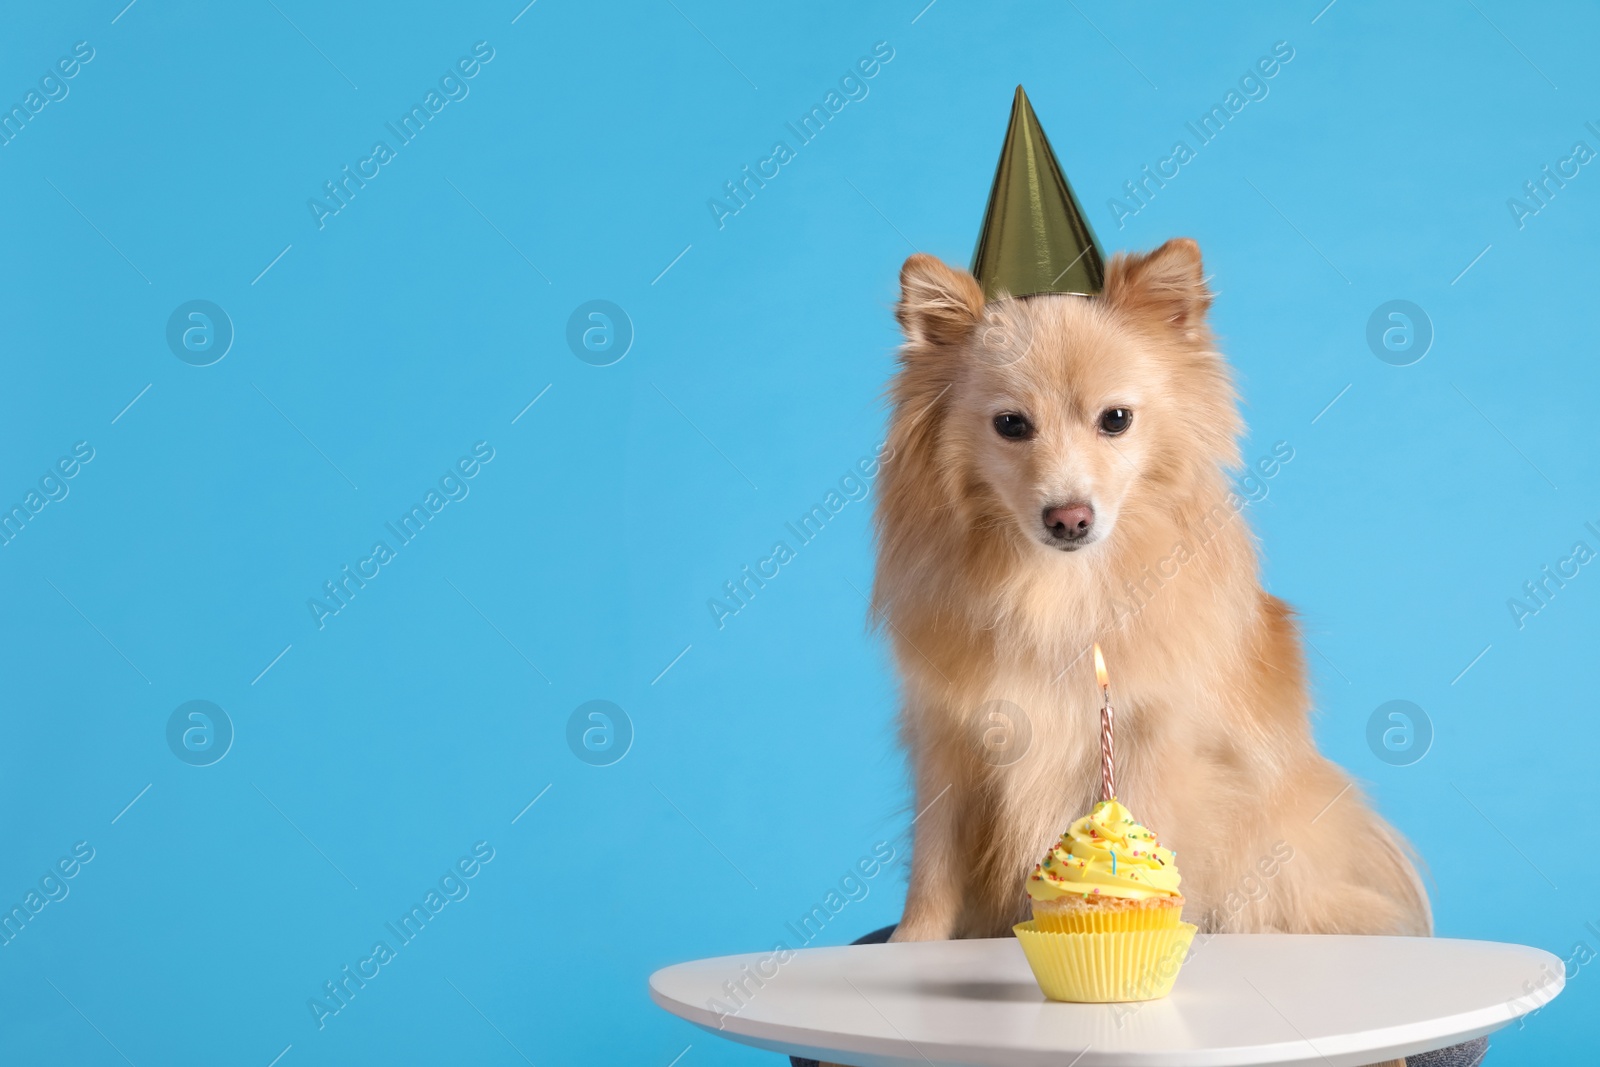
left=872, top=239, right=1430, bottom=949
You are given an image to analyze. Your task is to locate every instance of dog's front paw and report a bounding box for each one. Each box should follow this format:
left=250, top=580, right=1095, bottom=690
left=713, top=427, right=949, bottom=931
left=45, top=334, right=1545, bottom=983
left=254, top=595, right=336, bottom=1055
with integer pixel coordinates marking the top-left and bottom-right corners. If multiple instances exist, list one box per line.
left=887, top=919, right=948, bottom=943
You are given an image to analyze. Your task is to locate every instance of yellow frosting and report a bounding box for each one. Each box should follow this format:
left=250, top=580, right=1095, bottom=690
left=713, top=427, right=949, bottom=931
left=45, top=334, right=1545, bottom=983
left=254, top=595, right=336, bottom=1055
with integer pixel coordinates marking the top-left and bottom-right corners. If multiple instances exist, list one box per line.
left=1026, top=799, right=1181, bottom=901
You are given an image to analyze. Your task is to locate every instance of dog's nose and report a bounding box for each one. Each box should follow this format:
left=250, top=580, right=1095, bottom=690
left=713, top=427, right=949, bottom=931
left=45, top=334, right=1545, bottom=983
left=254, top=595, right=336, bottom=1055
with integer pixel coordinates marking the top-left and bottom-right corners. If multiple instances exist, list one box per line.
left=1043, top=503, right=1095, bottom=542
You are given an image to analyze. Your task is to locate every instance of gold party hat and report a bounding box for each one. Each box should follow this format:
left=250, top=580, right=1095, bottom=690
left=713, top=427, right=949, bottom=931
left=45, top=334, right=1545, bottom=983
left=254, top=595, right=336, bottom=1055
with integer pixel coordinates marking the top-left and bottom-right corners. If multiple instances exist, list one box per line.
left=970, top=86, right=1105, bottom=300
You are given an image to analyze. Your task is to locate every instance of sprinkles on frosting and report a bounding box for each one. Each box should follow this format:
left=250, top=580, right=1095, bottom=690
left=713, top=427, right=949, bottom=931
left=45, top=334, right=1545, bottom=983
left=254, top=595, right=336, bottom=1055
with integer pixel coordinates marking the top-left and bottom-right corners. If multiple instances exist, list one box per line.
left=1023, top=799, right=1181, bottom=902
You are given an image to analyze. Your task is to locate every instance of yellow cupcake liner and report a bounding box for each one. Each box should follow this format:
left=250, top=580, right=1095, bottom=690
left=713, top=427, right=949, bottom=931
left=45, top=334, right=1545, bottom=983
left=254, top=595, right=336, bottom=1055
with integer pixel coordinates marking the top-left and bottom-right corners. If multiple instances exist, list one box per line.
left=1030, top=897, right=1183, bottom=933
left=1013, top=921, right=1197, bottom=1002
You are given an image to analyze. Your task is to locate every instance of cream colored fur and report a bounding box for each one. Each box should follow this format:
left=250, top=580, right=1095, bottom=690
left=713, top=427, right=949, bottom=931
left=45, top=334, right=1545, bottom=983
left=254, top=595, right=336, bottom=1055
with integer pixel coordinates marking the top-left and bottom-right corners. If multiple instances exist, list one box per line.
left=873, top=240, right=1431, bottom=948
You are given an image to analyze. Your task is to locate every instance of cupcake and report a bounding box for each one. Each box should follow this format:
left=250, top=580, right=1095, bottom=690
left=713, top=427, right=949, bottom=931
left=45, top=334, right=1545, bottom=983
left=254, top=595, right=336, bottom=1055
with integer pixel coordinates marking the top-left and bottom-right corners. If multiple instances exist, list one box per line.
left=1014, top=798, right=1196, bottom=1002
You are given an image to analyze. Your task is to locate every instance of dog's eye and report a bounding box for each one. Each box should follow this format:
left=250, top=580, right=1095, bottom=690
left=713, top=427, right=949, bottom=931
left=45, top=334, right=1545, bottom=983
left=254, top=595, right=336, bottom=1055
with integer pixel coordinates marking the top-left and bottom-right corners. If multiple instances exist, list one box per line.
left=993, top=413, right=1033, bottom=440
left=1099, top=408, right=1133, bottom=436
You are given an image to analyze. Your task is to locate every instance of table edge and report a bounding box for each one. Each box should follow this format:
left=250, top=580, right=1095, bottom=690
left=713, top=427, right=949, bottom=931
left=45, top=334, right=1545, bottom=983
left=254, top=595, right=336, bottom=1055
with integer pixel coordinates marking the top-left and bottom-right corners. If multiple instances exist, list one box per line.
left=648, top=935, right=1566, bottom=1067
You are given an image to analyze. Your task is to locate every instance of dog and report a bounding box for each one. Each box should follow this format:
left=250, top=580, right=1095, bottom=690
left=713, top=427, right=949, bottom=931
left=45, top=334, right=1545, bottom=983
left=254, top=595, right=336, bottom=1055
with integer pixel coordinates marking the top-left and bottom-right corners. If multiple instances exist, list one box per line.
left=872, top=238, right=1430, bottom=956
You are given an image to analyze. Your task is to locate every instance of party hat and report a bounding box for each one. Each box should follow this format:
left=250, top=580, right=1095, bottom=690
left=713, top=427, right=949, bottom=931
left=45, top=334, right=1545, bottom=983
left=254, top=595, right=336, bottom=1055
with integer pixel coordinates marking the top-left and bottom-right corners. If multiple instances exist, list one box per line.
left=970, top=86, right=1105, bottom=300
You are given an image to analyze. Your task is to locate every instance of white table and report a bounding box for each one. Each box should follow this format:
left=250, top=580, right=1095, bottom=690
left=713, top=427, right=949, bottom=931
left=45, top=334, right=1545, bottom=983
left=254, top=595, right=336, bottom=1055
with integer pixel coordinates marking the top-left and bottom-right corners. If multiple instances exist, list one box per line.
left=650, top=934, right=1562, bottom=1066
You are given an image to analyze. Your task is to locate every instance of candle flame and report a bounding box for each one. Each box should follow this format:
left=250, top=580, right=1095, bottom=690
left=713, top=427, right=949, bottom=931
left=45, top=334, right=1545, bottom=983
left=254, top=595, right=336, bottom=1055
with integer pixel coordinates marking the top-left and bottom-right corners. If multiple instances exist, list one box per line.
left=1093, top=643, right=1108, bottom=690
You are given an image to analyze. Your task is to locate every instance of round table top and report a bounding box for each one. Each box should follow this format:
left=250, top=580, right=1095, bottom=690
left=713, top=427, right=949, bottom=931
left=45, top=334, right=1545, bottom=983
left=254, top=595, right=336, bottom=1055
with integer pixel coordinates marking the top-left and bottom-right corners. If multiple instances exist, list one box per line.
left=649, top=933, right=1562, bottom=1067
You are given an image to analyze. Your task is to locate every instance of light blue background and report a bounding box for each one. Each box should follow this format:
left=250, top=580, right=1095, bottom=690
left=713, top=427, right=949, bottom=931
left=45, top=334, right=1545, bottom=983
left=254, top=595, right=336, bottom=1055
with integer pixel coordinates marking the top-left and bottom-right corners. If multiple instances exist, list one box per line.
left=1, top=1, right=1595, bottom=1064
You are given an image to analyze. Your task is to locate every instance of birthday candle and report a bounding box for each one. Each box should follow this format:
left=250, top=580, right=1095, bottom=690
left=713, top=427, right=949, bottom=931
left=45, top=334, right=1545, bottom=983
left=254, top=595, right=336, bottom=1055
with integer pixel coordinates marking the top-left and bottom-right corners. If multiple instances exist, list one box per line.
left=1093, top=643, right=1115, bottom=801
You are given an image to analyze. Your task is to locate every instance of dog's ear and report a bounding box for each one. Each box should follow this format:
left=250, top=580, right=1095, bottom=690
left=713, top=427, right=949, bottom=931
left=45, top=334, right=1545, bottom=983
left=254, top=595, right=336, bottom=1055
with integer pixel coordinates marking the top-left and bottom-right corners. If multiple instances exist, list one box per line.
left=896, top=254, right=985, bottom=348
left=1106, top=238, right=1212, bottom=338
